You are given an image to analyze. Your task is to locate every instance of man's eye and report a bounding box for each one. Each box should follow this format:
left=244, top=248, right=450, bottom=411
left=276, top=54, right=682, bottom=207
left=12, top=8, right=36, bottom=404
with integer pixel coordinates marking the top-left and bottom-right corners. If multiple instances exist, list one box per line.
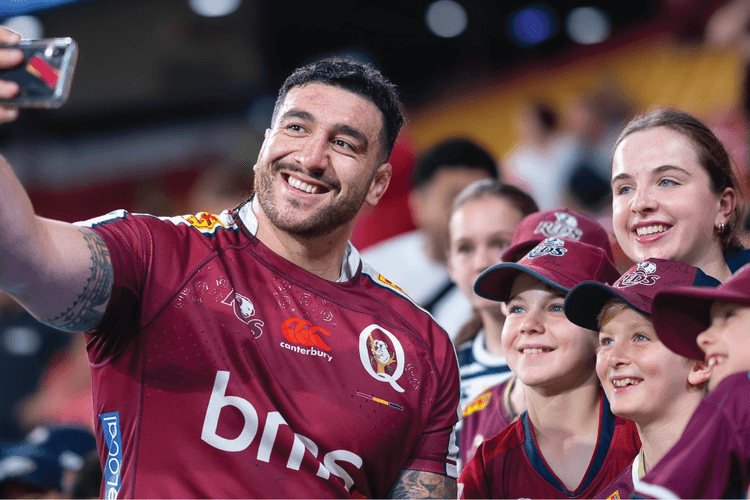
left=333, top=139, right=354, bottom=150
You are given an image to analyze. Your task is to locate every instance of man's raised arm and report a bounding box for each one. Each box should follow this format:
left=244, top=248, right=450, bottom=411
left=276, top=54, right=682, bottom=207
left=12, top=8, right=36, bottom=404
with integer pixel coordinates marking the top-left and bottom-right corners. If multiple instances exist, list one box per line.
left=0, top=27, right=114, bottom=331
left=0, top=154, right=114, bottom=332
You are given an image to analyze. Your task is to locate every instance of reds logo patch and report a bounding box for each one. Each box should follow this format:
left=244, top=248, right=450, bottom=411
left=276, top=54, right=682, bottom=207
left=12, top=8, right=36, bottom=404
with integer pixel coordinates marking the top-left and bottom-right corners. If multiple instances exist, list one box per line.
left=463, top=392, right=492, bottom=417
left=615, top=260, right=660, bottom=288
left=359, top=325, right=405, bottom=393
left=527, top=237, right=568, bottom=258
left=534, top=212, right=583, bottom=240
left=184, top=212, right=227, bottom=233
left=221, top=291, right=264, bottom=338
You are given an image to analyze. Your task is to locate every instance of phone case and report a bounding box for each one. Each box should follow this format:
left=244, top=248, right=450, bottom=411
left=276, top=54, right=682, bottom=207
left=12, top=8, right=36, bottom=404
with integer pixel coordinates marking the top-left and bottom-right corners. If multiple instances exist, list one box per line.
left=0, top=37, right=78, bottom=109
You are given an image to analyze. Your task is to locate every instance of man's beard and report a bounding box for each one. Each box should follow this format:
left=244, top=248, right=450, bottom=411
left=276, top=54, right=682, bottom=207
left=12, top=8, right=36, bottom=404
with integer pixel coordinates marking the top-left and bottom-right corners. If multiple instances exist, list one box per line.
left=254, top=161, right=371, bottom=239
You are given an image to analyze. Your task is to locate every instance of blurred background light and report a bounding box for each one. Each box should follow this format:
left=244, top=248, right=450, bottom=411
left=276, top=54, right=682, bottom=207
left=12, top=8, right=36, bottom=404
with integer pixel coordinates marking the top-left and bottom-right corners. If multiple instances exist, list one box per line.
left=425, top=0, right=468, bottom=38
left=188, top=0, right=242, bottom=17
left=508, top=4, right=558, bottom=47
left=566, top=6, right=611, bottom=45
left=1, top=15, right=44, bottom=39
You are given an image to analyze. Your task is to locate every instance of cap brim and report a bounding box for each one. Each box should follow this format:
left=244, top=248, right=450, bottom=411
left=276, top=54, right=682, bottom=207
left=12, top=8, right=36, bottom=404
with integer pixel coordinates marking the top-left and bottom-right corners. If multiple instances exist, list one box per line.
left=653, top=286, right=750, bottom=360
left=564, top=281, right=651, bottom=331
left=474, top=262, right=570, bottom=302
left=501, top=241, right=538, bottom=263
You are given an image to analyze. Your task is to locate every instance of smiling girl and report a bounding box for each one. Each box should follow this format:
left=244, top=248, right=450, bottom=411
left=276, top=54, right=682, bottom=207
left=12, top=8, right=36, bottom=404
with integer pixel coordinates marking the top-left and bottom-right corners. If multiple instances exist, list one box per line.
left=458, top=238, right=639, bottom=499
left=563, top=258, right=717, bottom=498
left=611, top=108, right=748, bottom=282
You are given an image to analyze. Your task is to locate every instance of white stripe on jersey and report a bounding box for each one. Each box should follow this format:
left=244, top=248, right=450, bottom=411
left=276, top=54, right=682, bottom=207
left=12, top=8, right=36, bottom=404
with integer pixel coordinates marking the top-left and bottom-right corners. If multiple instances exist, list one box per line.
left=634, top=481, right=679, bottom=499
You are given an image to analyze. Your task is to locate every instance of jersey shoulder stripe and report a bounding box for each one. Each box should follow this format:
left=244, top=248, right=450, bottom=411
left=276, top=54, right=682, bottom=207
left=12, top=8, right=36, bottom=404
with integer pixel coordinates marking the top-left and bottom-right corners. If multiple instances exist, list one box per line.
left=75, top=209, right=239, bottom=236
left=360, top=261, right=436, bottom=321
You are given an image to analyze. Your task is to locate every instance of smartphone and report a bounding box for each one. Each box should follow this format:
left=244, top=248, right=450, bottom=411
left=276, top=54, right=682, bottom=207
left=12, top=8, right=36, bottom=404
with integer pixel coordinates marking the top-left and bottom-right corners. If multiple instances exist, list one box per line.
left=0, top=37, right=78, bottom=109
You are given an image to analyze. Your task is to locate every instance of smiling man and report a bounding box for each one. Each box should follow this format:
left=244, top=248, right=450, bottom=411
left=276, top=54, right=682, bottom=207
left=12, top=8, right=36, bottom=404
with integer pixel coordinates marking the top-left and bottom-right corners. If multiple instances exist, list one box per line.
left=0, top=49, right=460, bottom=499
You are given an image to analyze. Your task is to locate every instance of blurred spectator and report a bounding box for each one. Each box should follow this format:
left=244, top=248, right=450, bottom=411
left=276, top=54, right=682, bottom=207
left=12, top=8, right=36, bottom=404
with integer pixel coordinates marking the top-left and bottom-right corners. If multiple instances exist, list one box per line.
left=0, top=425, right=96, bottom=498
left=18, top=334, right=93, bottom=432
left=70, top=451, right=102, bottom=499
left=182, top=161, right=255, bottom=215
left=503, top=101, right=579, bottom=211
left=0, top=292, right=72, bottom=441
left=564, top=83, right=634, bottom=215
left=363, top=138, right=498, bottom=339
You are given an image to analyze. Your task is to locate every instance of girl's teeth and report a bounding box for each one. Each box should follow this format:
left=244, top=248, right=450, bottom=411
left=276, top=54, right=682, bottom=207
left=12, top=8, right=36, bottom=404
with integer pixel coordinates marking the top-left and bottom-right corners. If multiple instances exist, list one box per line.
left=636, top=224, right=668, bottom=236
left=523, top=348, right=550, bottom=354
left=612, top=377, right=639, bottom=388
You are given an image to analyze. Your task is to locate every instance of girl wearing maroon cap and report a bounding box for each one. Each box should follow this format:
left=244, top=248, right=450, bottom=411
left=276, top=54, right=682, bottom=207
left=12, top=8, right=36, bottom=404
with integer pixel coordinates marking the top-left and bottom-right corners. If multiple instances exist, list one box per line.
left=563, top=258, right=717, bottom=498
left=459, top=237, right=639, bottom=499
left=611, top=108, right=748, bottom=282
left=631, top=263, right=750, bottom=498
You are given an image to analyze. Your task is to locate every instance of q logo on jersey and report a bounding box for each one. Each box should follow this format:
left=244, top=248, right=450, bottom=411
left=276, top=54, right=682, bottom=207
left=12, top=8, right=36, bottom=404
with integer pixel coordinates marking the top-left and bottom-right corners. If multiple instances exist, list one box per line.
left=359, top=325, right=405, bottom=393
left=614, top=260, right=660, bottom=288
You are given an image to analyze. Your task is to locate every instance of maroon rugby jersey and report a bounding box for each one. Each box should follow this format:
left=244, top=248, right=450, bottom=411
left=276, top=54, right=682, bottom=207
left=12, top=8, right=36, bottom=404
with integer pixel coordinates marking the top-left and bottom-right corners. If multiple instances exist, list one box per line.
left=635, top=371, right=750, bottom=499
left=76, top=205, right=460, bottom=499
left=459, top=376, right=518, bottom=466
left=459, top=394, right=639, bottom=499
left=595, top=455, right=640, bottom=499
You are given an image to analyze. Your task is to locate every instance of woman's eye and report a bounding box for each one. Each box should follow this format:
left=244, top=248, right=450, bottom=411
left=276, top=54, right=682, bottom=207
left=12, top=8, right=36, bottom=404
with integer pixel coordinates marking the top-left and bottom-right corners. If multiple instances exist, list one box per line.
left=658, top=179, right=677, bottom=187
left=600, top=337, right=614, bottom=347
left=634, top=333, right=649, bottom=342
left=508, top=305, right=524, bottom=314
left=550, top=304, right=564, bottom=313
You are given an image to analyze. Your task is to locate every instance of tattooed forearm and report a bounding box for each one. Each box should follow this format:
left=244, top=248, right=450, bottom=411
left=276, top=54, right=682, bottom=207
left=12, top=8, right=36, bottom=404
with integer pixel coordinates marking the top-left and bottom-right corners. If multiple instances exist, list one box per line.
left=48, top=227, right=113, bottom=331
left=386, top=470, right=457, bottom=499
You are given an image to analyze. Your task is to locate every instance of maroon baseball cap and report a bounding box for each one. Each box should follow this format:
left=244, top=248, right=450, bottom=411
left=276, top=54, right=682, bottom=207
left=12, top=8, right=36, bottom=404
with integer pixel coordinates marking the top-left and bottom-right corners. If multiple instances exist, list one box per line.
left=564, top=259, right=720, bottom=332
left=501, top=208, right=616, bottom=264
left=651, top=263, right=750, bottom=360
left=474, top=237, right=621, bottom=302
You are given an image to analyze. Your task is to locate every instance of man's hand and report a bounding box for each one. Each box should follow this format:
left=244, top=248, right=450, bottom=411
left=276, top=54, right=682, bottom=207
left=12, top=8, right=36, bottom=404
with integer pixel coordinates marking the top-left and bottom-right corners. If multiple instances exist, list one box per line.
left=0, top=28, right=23, bottom=123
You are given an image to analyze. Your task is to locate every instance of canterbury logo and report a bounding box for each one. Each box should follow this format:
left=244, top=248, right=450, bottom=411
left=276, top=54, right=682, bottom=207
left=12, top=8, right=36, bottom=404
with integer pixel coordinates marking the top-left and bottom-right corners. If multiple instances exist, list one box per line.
left=281, top=317, right=332, bottom=351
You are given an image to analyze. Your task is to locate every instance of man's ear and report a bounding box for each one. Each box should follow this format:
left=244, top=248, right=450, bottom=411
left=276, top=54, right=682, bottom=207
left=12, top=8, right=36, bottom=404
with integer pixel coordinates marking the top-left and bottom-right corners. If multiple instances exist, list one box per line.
left=365, top=162, right=392, bottom=208
left=688, top=359, right=712, bottom=388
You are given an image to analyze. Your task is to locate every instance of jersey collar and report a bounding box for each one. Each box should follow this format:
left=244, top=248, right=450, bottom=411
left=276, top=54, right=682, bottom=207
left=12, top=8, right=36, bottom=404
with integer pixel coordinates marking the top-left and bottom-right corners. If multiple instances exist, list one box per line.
left=237, top=201, right=361, bottom=282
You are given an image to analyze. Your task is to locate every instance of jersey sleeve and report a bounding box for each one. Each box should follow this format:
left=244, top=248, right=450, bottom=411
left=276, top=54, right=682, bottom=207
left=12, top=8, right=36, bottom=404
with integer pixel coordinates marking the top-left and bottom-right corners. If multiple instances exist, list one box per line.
left=402, top=326, right=461, bottom=478
left=458, top=440, right=491, bottom=499
left=634, top=372, right=750, bottom=499
left=76, top=210, right=150, bottom=361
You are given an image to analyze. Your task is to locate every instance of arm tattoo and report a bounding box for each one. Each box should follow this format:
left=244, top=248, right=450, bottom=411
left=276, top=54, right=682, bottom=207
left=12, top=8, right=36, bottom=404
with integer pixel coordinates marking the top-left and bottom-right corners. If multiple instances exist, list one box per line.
left=386, top=470, right=457, bottom=499
left=49, top=227, right=113, bottom=332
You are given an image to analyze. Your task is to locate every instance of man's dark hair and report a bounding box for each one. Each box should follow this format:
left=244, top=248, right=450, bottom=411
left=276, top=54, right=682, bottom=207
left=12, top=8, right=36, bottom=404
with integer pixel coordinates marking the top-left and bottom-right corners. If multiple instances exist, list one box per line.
left=412, top=138, right=499, bottom=190
left=273, top=58, right=404, bottom=162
